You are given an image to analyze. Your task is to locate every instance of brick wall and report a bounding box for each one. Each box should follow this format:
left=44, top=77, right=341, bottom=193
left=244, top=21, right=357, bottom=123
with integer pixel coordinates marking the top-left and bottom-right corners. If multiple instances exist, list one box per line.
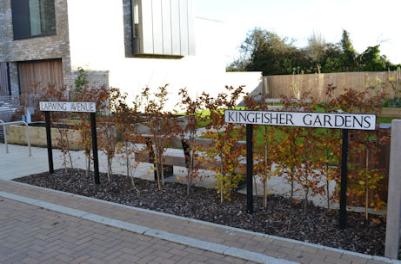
left=0, top=0, right=73, bottom=90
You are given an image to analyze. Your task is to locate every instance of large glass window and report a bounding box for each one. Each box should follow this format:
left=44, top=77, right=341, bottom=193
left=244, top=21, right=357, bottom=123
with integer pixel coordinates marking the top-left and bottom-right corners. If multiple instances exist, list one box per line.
left=11, top=0, right=56, bottom=39
left=131, top=0, right=142, bottom=54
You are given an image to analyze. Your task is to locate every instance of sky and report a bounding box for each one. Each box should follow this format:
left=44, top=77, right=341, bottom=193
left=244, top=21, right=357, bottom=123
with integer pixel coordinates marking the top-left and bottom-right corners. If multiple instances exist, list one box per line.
left=193, top=0, right=401, bottom=66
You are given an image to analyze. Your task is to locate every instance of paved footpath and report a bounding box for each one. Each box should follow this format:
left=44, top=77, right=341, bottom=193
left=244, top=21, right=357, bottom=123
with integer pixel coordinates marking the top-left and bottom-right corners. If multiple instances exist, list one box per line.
left=0, top=143, right=155, bottom=181
left=0, top=197, right=255, bottom=264
left=0, top=179, right=398, bottom=264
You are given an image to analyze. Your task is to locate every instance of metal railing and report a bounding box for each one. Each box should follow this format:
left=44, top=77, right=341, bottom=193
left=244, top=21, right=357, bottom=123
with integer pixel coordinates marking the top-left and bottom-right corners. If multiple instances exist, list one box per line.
left=0, top=96, right=20, bottom=106
left=0, top=96, right=19, bottom=123
left=0, top=120, right=31, bottom=157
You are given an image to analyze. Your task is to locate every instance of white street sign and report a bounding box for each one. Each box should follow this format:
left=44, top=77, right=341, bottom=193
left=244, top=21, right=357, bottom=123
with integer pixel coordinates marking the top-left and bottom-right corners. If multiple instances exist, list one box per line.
left=40, top=102, right=96, bottom=113
left=224, top=110, right=376, bottom=130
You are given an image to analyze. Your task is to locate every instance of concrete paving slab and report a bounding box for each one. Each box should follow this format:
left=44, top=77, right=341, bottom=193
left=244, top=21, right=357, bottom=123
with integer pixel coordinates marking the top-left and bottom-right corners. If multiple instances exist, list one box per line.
left=0, top=143, right=154, bottom=181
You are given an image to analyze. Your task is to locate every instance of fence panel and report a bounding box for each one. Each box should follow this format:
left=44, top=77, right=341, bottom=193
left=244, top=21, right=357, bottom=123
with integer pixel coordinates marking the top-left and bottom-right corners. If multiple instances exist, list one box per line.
left=264, top=71, right=400, bottom=101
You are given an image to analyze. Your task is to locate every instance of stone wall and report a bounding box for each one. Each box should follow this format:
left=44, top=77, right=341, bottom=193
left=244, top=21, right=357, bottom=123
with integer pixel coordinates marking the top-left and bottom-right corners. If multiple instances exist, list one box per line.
left=6, top=125, right=82, bottom=150
left=70, top=70, right=110, bottom=88
left=0, top=0, right=74, bottom=89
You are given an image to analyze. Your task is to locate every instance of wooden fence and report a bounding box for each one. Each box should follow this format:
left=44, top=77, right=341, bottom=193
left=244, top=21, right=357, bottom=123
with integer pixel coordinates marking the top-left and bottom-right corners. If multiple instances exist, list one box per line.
left=262, top=71, right=401, bottom=100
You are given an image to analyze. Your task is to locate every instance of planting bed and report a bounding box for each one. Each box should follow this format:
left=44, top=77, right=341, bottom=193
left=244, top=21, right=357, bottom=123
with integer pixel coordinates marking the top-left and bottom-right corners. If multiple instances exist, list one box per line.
left=15, top=169, right=385, bottom=256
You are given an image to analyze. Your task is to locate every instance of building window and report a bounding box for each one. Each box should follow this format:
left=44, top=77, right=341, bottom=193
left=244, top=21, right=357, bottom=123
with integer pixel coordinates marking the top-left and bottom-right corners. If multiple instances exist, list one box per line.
left=132, top=0, right=142, bottom=54
left=131, top=0, right=195, bottom=57
left=11, top=0, right=56, bottom=40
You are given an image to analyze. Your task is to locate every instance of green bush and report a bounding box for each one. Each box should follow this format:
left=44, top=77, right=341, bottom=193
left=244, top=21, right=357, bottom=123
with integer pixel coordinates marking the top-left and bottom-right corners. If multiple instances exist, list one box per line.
left=383, top=97, right=401, bottom=108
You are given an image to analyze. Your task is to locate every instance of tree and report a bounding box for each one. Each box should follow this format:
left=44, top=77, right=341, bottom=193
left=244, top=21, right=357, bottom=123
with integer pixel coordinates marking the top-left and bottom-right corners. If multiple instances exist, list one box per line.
left=340, top=30, right=357, bottom=71
left=317, top=85, right=341, bottom=209
left=73, top=85, right=110, bottom=180
left=178, top=88, right=202, bottom=196
left=358, top=45, right=392, bottom=71
left=244, top=95, right=279, bottom=208
left=56, top=127, right=74, bottom=174
left=37, top=85, right=74, bottom=176
left=255, top=125, right=277, bottom=208
left=319, top=43, right=343, bottom=73
left=109, top=88, right=142, bottom=191
left=305, top=32, right=327, bottom=73
left=74, top=67, right=89, bottom=93
left=199, top=86, right=246, bottom=203
left=228, top=29, right=310, bottom=75
left=229, top=28, right=399, bottom=75
left=99, top=121, right=117, bottom=182
left=333, top=87, right=388, bottom=220
left=78, top=121, right=92, bottom=178
left=307, top=33, right=326, bottom=62
left=142, top=85, right=179, bottom=191
left=274, top=94, right=316, bottom=201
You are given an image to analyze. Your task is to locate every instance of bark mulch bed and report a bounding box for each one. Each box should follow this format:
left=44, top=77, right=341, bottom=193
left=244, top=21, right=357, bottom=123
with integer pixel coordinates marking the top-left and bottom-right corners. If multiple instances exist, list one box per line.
left=14, top=169, right=385, bottom=256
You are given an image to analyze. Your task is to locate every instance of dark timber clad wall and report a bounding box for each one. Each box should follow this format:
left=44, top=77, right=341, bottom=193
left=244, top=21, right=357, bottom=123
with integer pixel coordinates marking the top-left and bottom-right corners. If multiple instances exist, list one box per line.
left=18, top=59, right=63, bottom=96
left=0, top=62, right=10, bottom=96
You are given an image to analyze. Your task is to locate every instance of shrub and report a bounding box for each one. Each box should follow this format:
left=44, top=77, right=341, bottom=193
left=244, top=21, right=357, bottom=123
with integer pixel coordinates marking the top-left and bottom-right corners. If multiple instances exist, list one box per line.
left=199, top=86, right=246, bottom=203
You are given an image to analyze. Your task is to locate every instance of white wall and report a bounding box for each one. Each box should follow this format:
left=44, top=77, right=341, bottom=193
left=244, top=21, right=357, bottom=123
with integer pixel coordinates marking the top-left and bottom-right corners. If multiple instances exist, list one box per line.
left=67, top=0, right=261, bottom=110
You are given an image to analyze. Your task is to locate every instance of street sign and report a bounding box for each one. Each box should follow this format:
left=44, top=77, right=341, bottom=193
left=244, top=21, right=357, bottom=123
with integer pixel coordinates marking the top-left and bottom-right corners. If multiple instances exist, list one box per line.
left=40, top=101, right=100, bottom=184
left=225, top=109, right=376, bottom=228
left=39, top=101, right=96, bottom=113
left=224, top=110, right=376, bottom=131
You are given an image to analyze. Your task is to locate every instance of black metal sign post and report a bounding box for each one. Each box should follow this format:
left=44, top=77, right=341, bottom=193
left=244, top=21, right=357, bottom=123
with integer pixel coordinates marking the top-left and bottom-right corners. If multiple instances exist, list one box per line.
left=90, top=113, right=100, bottom=185
left=44, top=111, right=54, bottom=174
left=40, top=101, right=99, bottom=184
left=339, top=129, right=349, bottom=229
left=246, top=124, right=254, bottom=214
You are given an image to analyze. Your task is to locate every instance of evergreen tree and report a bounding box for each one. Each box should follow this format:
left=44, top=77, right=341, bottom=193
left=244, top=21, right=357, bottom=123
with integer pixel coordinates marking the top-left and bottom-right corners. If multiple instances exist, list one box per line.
left=228, top=28, right=399, bottom=75
left=340, top=30, right=357, bottom=71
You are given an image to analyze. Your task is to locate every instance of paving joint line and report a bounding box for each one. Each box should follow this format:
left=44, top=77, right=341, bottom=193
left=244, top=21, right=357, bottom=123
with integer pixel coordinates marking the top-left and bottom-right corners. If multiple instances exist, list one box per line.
left=6, top=180, right=400, bottom=264
left=0, top=191, right=296, bottom=264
